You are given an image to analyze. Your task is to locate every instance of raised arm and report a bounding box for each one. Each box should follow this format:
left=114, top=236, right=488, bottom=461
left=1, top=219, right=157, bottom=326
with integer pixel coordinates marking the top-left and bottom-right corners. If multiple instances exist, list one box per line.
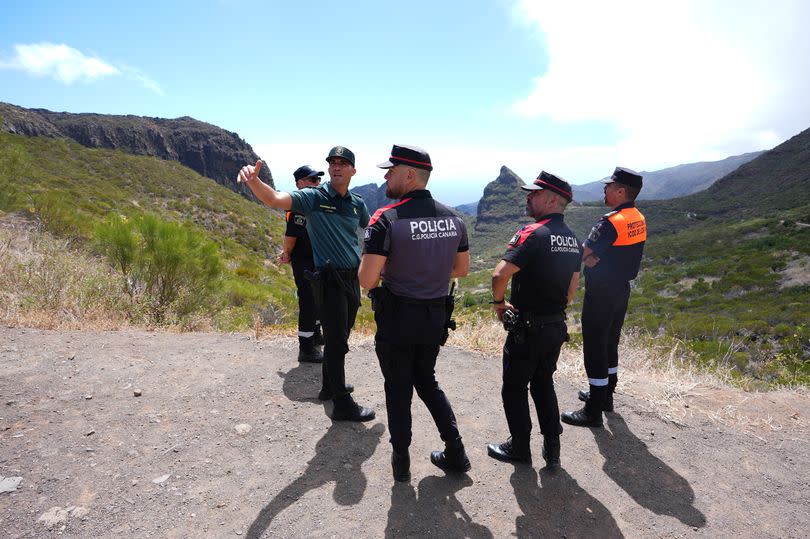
left=237, top=160, right=293, bottom=210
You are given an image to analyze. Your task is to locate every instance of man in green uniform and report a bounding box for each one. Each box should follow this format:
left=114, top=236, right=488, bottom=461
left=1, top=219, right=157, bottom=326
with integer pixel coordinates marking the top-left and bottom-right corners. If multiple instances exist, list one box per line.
left=238, top=147, right=375, bottom=422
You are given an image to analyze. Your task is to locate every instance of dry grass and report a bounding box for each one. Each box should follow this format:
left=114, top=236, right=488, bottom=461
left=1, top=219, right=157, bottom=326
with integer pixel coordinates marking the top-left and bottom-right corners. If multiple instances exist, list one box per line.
left=0, top=214, right=131, bottom=330
left=5, top=211, right=805, bottom=435
left=446, top=317, right=808, bottom=435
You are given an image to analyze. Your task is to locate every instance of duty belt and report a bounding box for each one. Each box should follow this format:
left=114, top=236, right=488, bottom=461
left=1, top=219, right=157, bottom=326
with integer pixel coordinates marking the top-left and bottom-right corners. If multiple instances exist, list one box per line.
left=519, top=312, right=566, bottom=326
left=387, top=291, right=445, bottom=306
left=316, top=267, right=359, bottom=280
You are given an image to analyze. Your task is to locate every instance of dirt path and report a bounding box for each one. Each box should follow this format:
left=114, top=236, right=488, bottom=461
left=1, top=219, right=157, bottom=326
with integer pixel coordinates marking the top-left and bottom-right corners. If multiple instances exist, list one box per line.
left=1, top=327, right=807, bottom=538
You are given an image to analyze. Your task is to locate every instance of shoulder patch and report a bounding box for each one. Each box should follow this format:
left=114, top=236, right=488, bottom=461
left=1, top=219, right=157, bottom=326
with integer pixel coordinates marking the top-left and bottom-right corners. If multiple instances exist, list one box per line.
left=507, top=218, right=551, bottom=249
left=293, top=214, right=306, bottom=227
left=368, top=198, right=412, bottom=227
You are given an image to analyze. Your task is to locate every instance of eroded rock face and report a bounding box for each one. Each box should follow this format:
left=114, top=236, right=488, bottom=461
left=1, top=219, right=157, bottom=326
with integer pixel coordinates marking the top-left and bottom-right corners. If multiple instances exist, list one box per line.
left=475, top=165, right=526, bottom=233
left=0, top=102, right=273, bottom=199
left=350, top=182, right=394, bottom=215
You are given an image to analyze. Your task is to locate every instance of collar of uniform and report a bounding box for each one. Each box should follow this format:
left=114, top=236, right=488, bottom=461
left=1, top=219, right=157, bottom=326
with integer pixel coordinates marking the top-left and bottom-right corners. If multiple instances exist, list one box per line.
left=536, top=212, right=564, bottom=222
left=613, top=201, right=635, bottom=211
left=324, top=181, right=351, bottom=200
left=400, top=189, right=432, bottom=200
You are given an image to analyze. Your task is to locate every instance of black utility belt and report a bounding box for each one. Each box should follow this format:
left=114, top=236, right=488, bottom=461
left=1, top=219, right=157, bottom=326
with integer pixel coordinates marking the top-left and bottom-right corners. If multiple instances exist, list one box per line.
left=388, top=291, right=445, bottom=306
left=315, top=267, right=359, bottom=279
left=519, top=312, right=566, bottom=326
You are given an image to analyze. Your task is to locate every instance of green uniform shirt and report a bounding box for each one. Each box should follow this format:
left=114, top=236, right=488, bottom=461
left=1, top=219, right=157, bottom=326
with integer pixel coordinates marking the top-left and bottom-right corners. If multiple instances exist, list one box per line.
left=290, top=181, right=370, bottom=269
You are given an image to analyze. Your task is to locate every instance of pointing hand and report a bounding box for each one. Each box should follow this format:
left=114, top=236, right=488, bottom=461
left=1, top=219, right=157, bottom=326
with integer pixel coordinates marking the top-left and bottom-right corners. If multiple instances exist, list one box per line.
left=237, top=159, right=263, bottom=184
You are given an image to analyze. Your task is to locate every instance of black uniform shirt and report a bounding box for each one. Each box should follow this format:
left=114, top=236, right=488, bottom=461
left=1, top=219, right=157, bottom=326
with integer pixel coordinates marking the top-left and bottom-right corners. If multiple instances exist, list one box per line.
left=364, top=190, right=468, bottom=300
left=502, top=213, right=582, bottom=315
left=284, top=210, right=313, bottom=263
left=583, top=202, right=646, bottom=286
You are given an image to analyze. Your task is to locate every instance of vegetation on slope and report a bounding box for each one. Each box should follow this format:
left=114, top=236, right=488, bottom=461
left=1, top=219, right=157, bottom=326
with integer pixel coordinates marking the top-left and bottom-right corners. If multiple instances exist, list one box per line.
left=0, top=132, right=296, bottom=329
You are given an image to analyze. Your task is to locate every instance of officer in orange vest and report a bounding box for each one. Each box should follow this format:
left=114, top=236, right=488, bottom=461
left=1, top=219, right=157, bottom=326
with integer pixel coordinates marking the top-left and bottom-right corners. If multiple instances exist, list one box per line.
left=562, top=167, right=646, bottom=427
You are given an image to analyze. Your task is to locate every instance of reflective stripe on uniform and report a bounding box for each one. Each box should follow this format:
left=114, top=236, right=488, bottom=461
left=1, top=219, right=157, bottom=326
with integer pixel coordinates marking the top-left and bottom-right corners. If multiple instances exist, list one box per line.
left=298, top=331, right=314, bottom=338
left=589, top=377, right=609, bottom=386
left=608, top=207, right=646, bottom=246
left=608, top=367, right=618, bottom=374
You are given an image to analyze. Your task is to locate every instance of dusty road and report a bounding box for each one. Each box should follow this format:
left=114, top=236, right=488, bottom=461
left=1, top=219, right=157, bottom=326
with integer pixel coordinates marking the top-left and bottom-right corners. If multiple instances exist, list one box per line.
left=1, top=327, right=807, bottom=538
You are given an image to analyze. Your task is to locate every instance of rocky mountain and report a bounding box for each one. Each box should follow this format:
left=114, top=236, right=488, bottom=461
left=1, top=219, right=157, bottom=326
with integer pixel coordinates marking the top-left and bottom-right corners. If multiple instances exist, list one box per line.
left=455, top=201, right=479, bottom=215
left=349, top=182, right=393, bottom=215
left=474, top=166, right=527, bottom=233
left=0, top=102, right=273, bottom=198
left=573, top=152, right=764, bottom=202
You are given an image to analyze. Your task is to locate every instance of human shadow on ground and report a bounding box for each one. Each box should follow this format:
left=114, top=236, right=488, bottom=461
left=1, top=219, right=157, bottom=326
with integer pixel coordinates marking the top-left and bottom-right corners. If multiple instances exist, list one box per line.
left=277, top=361, right=322, bottom=402
left=385, top=474, right=492, bottom=538
left=593, top=413, right=707, bottom=528
left=246, top=421, right=384, bottom=539
left=510, top=465, right=623, bottom=538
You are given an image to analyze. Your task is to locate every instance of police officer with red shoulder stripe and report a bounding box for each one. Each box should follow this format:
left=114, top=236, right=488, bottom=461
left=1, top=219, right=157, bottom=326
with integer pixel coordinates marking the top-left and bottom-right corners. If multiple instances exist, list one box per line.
left=486, top=171, right=582, bottom=468
left=359, top=144, right=471, bottom=482
left=562, top=167, right=646, bottom=427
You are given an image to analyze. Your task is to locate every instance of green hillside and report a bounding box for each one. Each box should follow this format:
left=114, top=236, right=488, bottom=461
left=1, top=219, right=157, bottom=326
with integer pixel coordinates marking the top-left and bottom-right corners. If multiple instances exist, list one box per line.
left=460, top=128, right=810, bottom=386
left=0, top=132, right=296, bottom=328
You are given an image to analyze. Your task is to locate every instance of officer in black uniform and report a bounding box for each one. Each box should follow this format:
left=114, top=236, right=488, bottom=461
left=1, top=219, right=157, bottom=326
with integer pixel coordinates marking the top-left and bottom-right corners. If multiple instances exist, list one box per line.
left=562, top=167, right=646, bottom=427
left=486, top=171, right=582, bottom=468
left=359, top=144, right=471, bottom=482
left=282, top=165, right=325, bottom=363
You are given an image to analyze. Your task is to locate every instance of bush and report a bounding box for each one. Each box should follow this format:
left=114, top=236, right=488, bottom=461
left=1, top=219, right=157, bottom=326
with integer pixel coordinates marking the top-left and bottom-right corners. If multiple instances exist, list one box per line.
left=94, top=213, right=223, bottom=322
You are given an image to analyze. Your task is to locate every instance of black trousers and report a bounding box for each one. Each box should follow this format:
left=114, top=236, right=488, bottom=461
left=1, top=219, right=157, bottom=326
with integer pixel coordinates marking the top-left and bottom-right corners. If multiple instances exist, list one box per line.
left=374, top=297, right=459, bottom=451
left=291, top=258, right=318, bottom=336
left=313, top=270, right=360, bottom=399
left=581, top=282, right=630, bottom=384
left=501, top=322, right=567, bottom=440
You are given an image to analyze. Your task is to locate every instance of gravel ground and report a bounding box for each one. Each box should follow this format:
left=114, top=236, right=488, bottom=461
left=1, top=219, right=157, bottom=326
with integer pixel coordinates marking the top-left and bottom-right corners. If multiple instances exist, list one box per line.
left=1, top=327, right=808, bottom=538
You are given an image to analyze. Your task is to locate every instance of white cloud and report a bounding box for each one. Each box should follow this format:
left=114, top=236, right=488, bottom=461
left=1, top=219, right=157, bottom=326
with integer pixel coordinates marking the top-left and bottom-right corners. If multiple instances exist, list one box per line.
left=0, top=42, right=163, bottom=94
left=509, top=0, right=810, bottom=170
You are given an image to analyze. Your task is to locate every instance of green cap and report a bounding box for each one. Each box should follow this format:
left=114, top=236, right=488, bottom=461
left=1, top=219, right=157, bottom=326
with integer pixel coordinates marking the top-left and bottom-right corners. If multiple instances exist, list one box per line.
left=326, top=146, right=355, bottom=167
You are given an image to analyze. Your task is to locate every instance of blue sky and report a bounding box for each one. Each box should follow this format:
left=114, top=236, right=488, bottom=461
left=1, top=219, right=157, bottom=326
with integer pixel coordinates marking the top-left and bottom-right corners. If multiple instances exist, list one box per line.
left=2, top=0, right=810, bottom=205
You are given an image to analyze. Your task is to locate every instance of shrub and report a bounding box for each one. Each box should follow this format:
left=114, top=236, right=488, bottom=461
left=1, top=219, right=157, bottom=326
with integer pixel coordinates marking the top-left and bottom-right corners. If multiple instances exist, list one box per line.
left=94, top=213, right=224, bottom=322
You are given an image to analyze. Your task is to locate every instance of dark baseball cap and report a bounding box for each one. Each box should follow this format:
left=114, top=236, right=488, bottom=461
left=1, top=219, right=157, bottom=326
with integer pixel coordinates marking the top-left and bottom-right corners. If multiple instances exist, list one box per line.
left=602, top=167, right=643, bottom=189
left=293, top=165, right=324, bottom=182
left=521, top=170, right=573, bottom=202
left=377, top=144, right=433, bottom=171
left=326, top=146, right=356, bottom=167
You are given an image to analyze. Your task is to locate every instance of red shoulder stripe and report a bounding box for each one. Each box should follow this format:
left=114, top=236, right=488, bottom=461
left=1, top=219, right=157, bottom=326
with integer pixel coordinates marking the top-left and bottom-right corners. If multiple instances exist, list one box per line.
left=368, top=197, right=412, bottom=226
left=507, top=218, right=551, bottom=249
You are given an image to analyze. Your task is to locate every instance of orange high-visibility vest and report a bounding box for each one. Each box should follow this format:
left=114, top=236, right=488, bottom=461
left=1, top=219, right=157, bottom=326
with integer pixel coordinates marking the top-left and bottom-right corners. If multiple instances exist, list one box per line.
left=608, top=207, right=646, bottom=246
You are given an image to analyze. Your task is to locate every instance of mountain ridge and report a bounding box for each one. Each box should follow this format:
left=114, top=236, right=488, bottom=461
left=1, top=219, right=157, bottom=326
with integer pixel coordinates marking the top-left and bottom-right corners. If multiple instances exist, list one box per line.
left=0, top=102, right=273, bottom=197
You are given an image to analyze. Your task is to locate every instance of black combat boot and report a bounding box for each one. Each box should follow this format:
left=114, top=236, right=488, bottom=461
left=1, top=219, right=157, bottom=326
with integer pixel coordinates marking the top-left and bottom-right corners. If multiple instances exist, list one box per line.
left=562, top=385, right=605, bottom=427
left=430, top=437, right=471, bottom=473
left=297, top=336, right=323, bottom=363
left=317, top=383, right=354, bottom=401
left=486, top=436, right=532, bottom=464
left=331, top=395, right=375, bottom=422
left=392, top=449, right=411, bottom=482
left=577, top=387, right=614, bottom=412
left=542, top=435, right=561, bottom=469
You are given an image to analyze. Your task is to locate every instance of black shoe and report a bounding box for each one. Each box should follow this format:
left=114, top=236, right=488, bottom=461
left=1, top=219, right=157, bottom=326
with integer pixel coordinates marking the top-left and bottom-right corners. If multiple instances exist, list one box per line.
left=430, top=439, right=471, bottom=473
left=487, top=437, right=532, bottom=464
left=298, top=348, right=323, bottom=363
left=561, top=406, right=603, bottom=428
left=331, top=401, right=375, bottom=422
left=392, top=450, right=411, bottom=482
left=542, top=436, right=560, bottom=469
left=317, top=384, right=354, bottom=401
left=578, top=389, right=614, bottom=412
